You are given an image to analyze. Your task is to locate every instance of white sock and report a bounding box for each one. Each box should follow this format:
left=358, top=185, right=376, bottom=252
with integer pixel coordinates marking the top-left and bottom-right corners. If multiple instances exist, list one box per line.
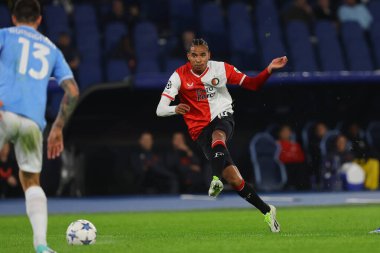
left=25, top=186, right=48, bottom=249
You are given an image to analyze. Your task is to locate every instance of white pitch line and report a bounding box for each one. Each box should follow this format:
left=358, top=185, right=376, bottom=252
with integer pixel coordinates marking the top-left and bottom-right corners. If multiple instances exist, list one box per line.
left=346, top=198, right=380, bottom=204
left=180, top=195, right=217, bottom=201
left=262, top=196, right=298, bottom=202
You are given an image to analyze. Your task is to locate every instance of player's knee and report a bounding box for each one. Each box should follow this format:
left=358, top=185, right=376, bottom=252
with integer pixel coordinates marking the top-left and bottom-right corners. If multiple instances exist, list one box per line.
left=228, top=176, right=243, bottom=188
left=222, top=167, right=243, bottom=187
left=212, top=130, right=226, bottom=142
left=19, top=171, right=40, bottom=192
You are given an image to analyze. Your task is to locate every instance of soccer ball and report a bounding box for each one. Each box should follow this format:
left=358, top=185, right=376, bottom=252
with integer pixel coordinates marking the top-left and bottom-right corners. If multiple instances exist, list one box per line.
left=66, top=219, right=97, bottom=245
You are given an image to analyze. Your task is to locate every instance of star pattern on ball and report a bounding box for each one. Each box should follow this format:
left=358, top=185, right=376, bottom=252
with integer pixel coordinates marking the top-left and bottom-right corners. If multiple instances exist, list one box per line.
left=68, top=230, right=77, bottom=241
left=81, top=222, right=92, bottom=231
left=80, top=237, right=92, bottom=245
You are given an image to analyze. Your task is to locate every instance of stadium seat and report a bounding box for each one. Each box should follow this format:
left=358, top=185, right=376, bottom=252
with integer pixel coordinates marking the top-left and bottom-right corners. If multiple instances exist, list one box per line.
left=140, top=0, right=169, bottom=29
left=75, top=26, right=101, bottom=62
left=73, top=4, right=97, bottom=25
left=301, top=121, right=317, bottom=151
left=0, top=5, right=11, bottom=28
left=368, top=0, right=380, bottom=22
left=315, top=21, right=345, bottom=71
left=265, top=123, right=280, bottom=139
left=169, top=0, right=194, bottom=33
left=256, top=0, right=277, bottom=9
left=286, top=21, right=318, bottom=72
left=366, top=121, right=380, bottom=151
left=78, top=62, right=103, bottom=90
left=136, top=60, right=160, bottom=74
left=199, top=2, right=228, bottom=59
left=341, top=22, right=373, bottom=71
left=165, top=58, right=185, bottom=72
left=255, top=2, right=288, bottom=69
left=319, top=130, right=340, bottom=158
left=227, top=3, right=257, bottom=70
left=369, top=21, right=380, bottom=69
left=105, top=22, right=128, bottom=51
left=249, top=133, right=287, bottom=191
left=134, top=22, right=159, bottom=61
left=73, top=4, right=100, bottom=62
left=44, top=5, right=70, bottom=42
left=255, top=0, right=281, bottom=42
left=106, top=60, right=130, bottom=82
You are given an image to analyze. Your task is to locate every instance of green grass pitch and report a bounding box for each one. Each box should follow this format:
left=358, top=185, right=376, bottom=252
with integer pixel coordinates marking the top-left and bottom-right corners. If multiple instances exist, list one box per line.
left=1, top=205, right=379, bottom=253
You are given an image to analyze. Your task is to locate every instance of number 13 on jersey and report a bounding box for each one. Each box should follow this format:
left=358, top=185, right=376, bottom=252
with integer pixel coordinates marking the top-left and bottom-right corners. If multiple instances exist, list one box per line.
left=18, top=37, right=50, bottom=80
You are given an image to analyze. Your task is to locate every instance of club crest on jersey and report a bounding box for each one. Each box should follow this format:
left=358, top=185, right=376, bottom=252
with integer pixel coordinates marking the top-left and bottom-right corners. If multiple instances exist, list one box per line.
left=166, top=81, right=172, bottom=89
left=211, top=78, right=220, bottom=86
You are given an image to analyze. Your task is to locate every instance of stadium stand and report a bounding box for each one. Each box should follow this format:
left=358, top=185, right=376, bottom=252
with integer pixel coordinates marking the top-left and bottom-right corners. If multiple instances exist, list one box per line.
left=255, top=0, right=288, bottom=69
left=319, top=130, right=340, bottom=158
left=0, top=5, right=11, bottom=28
left=104, top=22, right=128, bottom=51
left=249, top=133, right=287, bottom=191
left=199, top=2, right=228, bottom=59
left=368, top=0, right=380, bottom=22
left=227, top=2, right=257, bottom=70
left=286, top=21, right=318, bottom=72
left=341, top=21, right=374, bottom=71
left=169, top=0, right=195, bottom=33
left=134, top=22, right=159, bottom=64
left=106, top=60, right=130, bottom=82
left=44, top=5, right=70, bottom=43
left=369, top=21, right=380, bottom=69
left=77, top=62, right=103, bottom=90
left=366, top=121, right=380, bottom=152
left=315, top=21, right=345, bottom=71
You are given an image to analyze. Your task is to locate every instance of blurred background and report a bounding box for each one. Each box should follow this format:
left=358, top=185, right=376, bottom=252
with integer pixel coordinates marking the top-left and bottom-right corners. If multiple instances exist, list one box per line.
left=1, top=0, right=380, bottom=198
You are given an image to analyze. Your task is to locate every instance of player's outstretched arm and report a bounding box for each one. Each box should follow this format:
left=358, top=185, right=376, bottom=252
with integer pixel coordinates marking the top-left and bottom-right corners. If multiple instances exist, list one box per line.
left=241, top=56, right=288, bottom=91
left=47, top=78, right=79, bottom=159
left=156, top=95, right=190, bottom=117
left=267, top=56, right=288, bottom=74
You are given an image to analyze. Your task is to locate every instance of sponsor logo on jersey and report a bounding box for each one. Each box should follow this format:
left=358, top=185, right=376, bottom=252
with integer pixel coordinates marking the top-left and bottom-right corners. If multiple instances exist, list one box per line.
left=165, top=81, right=172, bottom=89
left=211, top=78, right=220, bottom=86
left=196, top=87, right=215, bottom=101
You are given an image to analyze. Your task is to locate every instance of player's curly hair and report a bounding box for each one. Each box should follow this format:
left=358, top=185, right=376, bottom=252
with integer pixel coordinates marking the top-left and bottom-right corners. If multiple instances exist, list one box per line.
left=12, top=0, right=41, bottom=23
left=188, top=38, right=209, bottom=52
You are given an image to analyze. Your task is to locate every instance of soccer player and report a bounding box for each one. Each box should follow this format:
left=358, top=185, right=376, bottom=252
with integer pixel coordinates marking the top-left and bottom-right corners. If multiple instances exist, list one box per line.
left=156, top=38, right=287, bottom=232
left=0, top=1, right=79, bottom=252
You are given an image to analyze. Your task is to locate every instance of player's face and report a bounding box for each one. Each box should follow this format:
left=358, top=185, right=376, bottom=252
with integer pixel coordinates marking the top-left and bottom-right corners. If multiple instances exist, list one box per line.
left=187, top=45, right=210, bottom=74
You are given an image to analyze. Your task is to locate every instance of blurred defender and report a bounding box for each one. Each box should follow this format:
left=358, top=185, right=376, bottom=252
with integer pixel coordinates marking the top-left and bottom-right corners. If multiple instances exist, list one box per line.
left=156, top=38, right=287, bottom=232
left=0, top=1, right=79, bottom=252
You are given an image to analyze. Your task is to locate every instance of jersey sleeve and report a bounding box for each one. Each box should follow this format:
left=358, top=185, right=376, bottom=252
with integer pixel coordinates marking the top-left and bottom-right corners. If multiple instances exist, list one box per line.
left=162, top=71, right=181, bottom=101
left=51, top=49, right=74, bottom=85
left=224, top=63, right=246, bottom=86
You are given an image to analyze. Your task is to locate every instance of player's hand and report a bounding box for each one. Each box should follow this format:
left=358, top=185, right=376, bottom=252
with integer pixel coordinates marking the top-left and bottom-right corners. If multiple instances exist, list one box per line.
left=267, top=56, right=288, bottom=73
left=47, top=125, right=64, bottom=159
left=175, top=104, right=190, bottom=115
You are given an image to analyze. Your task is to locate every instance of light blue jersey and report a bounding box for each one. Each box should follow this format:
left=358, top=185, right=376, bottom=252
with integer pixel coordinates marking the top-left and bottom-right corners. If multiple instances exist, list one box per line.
left=0, top=25, right=73, bottom=130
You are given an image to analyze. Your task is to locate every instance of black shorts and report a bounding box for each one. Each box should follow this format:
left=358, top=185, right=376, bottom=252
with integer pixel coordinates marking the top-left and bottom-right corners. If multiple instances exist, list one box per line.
left=196, top=112, right=235, bottom=162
